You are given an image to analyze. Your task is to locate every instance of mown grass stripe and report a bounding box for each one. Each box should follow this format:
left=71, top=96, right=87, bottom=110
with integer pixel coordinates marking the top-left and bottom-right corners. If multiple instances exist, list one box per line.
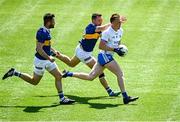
left=129, top=0, right=179, bottom=120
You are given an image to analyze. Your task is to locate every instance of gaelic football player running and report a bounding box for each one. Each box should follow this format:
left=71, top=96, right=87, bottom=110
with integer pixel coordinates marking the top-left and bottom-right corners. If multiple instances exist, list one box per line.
left=53, top=13, right=123, bottom=97
left=62, top=14, right=139, bottom=104
left=2, top=13, right=75, bottom=104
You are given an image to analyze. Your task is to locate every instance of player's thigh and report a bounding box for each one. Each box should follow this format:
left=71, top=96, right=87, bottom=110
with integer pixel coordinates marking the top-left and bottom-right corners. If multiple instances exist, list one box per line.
left=46, top=62, right=62, bottom=79
left=104, top=60, right=123, bottom=76
left=89, top=62, right=104, bottom=78
left=33, top=57, right=45, bottom=82
left=70, top=55, right=81, bottom=66
left=48, top=67, right=62, bottom=80
left=86, top=57, right=96, bottom=69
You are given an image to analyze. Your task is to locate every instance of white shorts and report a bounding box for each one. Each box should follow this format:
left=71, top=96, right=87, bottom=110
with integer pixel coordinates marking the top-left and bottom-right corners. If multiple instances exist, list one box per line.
left=75, top=45, right=94, bottom=64
left=33, top=57, right=57, bottom=76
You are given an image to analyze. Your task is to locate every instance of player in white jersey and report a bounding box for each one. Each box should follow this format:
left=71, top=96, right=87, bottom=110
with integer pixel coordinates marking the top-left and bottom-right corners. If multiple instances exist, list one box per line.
left=62, top=14, right=139, bottom=104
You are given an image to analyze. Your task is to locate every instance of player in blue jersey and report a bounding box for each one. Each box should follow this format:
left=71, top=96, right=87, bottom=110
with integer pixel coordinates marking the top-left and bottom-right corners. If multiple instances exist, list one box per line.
left=2, top=13, right=75, bottom=104
left=54, top=13, right=121, bottom=96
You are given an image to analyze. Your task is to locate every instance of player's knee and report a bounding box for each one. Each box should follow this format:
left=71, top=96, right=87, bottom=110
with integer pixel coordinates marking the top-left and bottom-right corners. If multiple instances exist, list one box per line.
left=99, top=73, right=105, bottom=79
left=32, top=80, right=39, bottom=86
left=89, top=77, right=94, bottom=81
left=55, top=76, right=62, bottom=81
left=88, top=75, right=96, bottom=81
left=32, top=82, right=39, bottom=85
left=54, top=73, right=62, bottom=81
left=32, top=79, right=40, bottom=85
left=117, top=71, right=123, bottom=78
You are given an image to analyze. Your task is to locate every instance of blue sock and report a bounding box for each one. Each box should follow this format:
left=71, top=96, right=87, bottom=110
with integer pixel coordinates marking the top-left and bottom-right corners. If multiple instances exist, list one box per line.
left=58, top=91, right=65, bottom=101
left=106, top=87, right=113, bottom=94
left=67, top=72, right=73, bottom=77
left=122, top=92, right=128, bottom=98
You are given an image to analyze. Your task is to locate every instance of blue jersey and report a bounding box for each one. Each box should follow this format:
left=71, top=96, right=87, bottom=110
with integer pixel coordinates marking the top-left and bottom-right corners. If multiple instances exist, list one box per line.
left=79, top=23, right=101, bottom=52
left=35, top=27, right=51, bottom=60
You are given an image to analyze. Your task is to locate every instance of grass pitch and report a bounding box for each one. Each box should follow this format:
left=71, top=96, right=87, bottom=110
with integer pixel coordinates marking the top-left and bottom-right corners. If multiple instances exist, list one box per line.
left=0, top=0, right=179, bottom=121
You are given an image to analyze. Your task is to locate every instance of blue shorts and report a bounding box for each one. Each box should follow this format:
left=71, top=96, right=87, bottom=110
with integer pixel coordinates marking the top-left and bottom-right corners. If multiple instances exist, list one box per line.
left=98, top=53, right=114, bottom=66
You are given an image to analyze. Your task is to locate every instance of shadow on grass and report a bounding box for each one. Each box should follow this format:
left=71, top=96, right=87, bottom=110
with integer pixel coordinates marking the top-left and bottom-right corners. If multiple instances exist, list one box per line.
left=34, top=94, right=137, bottom=109
left=0, top=94, right=137, bottom=113
left=0, top=103, right=60, bottom=113
left=66, top=95, right=122, bottom=109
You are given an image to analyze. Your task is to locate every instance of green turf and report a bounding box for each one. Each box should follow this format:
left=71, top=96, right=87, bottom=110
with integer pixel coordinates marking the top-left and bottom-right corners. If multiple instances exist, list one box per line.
left=0, top=0, right=180, bottom=121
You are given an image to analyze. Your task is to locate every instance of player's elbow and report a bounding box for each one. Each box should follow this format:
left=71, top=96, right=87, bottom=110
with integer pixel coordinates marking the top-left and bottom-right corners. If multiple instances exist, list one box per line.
left=32, top=82, right=39, bottom=86
left=68, top=63, right=76, bottom=67
left=62, top=60, right=76, bottom=67
left=31, top=79, right=40, bottom=86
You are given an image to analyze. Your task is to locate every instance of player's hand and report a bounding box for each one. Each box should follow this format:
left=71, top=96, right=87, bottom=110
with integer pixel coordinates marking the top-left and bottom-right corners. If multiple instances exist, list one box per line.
left=50, top=50, right=56, bottom=57
left=56, top=51, right=61, bottom=57
left=50, top=50, right=61, bottom=58
left=120, top=16, right=127, bottom=23
left=114, top=48, right=125, bottom=56
left=48, top=56, right=55, bottom=62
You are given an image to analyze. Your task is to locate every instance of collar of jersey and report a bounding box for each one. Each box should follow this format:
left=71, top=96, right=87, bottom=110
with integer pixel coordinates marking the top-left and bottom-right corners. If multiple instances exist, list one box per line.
left=110, top=26, right=120, bottom=33
left=42, top=26, right=50, bottom=33
left=91, top=22, right=98, bottom=27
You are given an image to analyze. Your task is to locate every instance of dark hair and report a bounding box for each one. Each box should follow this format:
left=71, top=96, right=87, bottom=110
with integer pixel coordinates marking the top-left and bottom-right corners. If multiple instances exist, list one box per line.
left=110, top=13, right=120, bottom=23
left=43, top=13, right=55, bottom=25
left=91, top=13, right=102, bottom=21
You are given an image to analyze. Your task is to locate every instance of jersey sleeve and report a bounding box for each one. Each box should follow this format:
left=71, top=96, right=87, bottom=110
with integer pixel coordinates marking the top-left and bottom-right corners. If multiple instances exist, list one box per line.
left=36, top=30, right=46, bottom=43
left=85, top=24, right=96, bottom=34
left=101, top=31, right=109, bottom=42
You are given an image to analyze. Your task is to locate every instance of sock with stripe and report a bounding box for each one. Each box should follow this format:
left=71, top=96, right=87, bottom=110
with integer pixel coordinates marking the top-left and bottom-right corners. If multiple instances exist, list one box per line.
left=122, top=92, right=128, bottom=98
left=106, top=87, right=114, bottom=95
left=13, top=70, right=21, bottom=77
left=67, top=72, right=73, bottom=77
left=58, top=91, right=65, bottom=101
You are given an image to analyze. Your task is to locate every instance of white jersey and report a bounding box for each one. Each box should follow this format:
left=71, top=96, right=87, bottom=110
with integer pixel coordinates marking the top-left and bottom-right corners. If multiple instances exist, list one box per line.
left=100, top=26, right=123, bottom=55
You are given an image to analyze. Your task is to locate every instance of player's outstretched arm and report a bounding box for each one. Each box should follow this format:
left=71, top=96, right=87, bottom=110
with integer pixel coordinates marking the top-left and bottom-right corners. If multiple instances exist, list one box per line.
left=51, top=50, right=80, bottom=68
left=51, top=47, right=58, bottom=54
left=95, top=23, right=111, bottom=32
